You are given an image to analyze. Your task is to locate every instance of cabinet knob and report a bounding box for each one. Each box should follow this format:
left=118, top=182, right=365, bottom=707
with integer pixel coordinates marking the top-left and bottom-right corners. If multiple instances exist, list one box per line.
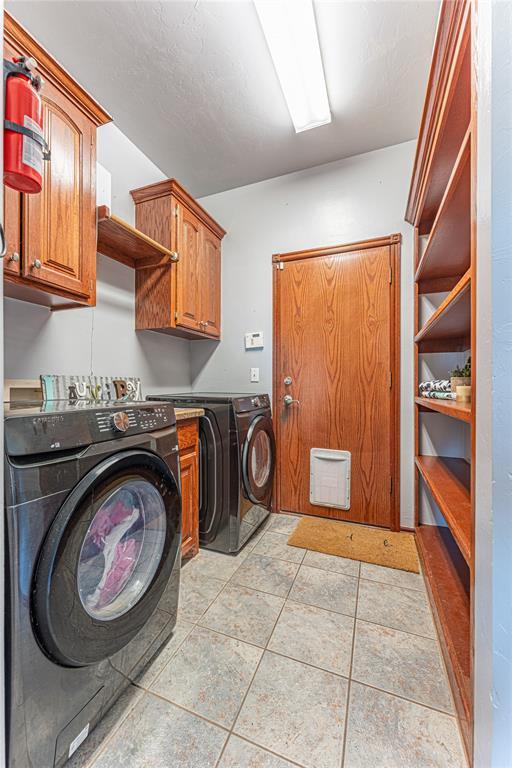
left=9, top=252, right=20, bottom=263
left=32, top=259, right=42, bottom=270
left=169, top=251, right=179, bottom=262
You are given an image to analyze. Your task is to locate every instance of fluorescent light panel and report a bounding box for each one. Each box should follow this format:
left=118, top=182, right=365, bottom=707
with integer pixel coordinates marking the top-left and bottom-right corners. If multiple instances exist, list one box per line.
left=255, top=0, right=331, bottom=133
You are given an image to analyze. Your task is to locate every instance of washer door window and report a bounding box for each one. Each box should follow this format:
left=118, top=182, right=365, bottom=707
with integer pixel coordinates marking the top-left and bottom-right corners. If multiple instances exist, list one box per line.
left=242, top=415, right=275, bottom=504
left=33, top=450, right=180, bottom=667
left=77, top=479, right=167, bottom=621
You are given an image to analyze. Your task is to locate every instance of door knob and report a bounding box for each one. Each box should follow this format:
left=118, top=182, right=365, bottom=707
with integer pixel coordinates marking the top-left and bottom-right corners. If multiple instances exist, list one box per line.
left=32, top=259, right=42, bottom=269
left=283, top=394, right=300, bottom=407
left=9, top=252, right=20, bottom=263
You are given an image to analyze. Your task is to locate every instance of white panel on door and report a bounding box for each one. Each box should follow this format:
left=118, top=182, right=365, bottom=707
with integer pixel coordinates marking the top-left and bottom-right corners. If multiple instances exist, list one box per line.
left=310, top=449, right=351, bottom=509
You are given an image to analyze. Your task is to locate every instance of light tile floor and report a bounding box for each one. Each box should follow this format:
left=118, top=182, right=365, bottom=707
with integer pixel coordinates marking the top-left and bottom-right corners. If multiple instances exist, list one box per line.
left=70, top=514, right=467, bottom=768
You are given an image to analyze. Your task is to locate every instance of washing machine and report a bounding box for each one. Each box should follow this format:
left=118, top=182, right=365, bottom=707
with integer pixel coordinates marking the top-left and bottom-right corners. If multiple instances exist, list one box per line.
left=147, top=393, right=275, bottom=553
left=4, top=399, right=181, bottom=767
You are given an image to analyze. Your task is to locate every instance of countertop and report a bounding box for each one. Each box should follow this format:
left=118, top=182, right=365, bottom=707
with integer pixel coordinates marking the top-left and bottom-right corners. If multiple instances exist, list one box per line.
left=175, top=407, right=204, bottom=421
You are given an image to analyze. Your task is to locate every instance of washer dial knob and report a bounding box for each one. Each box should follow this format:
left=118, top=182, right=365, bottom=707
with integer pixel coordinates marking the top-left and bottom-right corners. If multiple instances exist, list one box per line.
left=111, top=411, right=130, bottom=432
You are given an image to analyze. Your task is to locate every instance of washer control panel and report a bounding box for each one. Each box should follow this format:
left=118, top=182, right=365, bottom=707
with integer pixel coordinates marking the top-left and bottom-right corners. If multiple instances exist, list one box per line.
left=4, top=402, right=177, bottom=457
left=95, top=404, right=172, bottom=436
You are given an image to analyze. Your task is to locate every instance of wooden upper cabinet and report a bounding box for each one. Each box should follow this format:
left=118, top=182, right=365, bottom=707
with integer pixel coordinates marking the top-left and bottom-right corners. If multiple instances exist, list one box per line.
left=3, top=12, right=111, bottom=307
left=131, top=179, right=225, bottom=340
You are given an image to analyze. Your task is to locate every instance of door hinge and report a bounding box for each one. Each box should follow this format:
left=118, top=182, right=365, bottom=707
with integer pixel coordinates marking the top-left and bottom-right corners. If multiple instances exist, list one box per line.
left=174, top=206, right=179, bottom=219
left=174, top=310, right=178, bottom=321
left=389, top=476, right=393, bottom=495
left=389, top=370, right=392, bottom=389
left=276, top=261, right=284, bottom=271
left=388, top=265, right=392, bottom=284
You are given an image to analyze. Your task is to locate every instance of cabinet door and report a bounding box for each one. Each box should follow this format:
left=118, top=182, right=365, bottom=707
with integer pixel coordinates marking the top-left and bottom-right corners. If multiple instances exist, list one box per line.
left=22, top=77, right=95, bottom=300
left=176, top=204, right=202, bottom=332
left=201, top=227, right=221, bottom=338
left=179, top=447, right=199, bottom=559
left=3, top=187, right=21, bottom=276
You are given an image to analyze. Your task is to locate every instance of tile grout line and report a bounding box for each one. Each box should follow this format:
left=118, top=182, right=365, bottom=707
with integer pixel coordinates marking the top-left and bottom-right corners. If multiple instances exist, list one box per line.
left=340, top=569, right=361, bottom=768
left=213, top=542, right=306, bottom=768
left=344, top=678, right=458, bottom=719
left=358, top=574, right=428, bottom=596
left=220, top=733, right=307, bottom=768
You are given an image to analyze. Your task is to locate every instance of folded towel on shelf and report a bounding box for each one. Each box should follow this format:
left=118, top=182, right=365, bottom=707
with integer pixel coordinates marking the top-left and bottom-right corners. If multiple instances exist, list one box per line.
left=421, top=391, right=456, bottom=400
left=419, top=378, right=451, bottom=394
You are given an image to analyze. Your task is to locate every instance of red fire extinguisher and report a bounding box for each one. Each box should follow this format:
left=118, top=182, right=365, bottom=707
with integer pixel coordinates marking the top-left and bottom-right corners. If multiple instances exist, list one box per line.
left=3, top=56, right=50, bottom=194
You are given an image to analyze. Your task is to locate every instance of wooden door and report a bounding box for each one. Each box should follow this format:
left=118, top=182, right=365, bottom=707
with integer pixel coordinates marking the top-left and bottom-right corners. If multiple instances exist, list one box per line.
left=22, top=77, right=95, bottom=300
left=176, top=204, right=202, bottom=332
left=200, top=226, right=221, bottom=337
left=273, top=236, right=400, bottom=529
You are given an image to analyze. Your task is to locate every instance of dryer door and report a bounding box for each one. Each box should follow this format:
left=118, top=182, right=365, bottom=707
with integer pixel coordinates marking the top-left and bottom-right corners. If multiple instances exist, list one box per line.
left=242, top=415, right=276, bottom=505
left=32, top=450, right=180, bottom=667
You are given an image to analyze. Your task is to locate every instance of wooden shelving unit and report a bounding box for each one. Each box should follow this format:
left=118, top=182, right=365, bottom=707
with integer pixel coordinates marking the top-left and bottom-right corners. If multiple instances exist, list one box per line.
left=405, top=1, right=474, bottom=761
left=96, top=206, right=177, bottom=269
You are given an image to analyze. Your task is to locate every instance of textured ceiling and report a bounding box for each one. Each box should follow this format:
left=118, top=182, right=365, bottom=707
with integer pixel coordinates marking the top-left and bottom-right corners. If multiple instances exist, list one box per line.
left=6, top=0, right=439, bottom=197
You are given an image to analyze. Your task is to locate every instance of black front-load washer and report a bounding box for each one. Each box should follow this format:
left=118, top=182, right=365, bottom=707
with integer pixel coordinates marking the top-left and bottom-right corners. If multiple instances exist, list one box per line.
left=147, top=393, right=275, bottom=553
left=4, top=399, right=181, bottom=767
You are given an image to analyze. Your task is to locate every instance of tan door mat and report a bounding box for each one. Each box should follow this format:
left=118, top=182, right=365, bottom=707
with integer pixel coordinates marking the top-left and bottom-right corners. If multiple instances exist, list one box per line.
left=288, top=517, right=419, bottom=573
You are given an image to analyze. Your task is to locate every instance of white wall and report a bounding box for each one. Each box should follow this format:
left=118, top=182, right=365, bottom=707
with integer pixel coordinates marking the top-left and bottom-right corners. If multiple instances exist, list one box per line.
left=474, top=2, right=512, bottom=765
left=195, top=141, right=416, bottom=527
left=4, top=123, right=191, bottom=395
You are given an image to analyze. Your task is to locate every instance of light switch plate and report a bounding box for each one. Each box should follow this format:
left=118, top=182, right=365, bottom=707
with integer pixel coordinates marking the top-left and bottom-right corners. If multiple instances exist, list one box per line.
left=250, top=367, right=260, bottom=383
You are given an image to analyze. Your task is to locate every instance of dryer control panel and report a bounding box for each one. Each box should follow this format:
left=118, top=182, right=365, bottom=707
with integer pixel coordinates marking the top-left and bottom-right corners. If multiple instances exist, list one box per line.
left=233, top=394, right=270, bottom=413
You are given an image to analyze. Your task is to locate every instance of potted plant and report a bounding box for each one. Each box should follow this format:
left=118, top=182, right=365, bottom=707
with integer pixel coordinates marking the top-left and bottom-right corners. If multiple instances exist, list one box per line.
left=450, top=356, right=471, bottom=392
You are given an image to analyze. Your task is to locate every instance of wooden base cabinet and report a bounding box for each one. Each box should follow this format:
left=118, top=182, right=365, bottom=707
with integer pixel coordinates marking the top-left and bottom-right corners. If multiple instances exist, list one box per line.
left=130, top=179, right=225, bottom=339
left=3, top=13, right=111, bottom=308
left=177, top=418, right=200, bottom=559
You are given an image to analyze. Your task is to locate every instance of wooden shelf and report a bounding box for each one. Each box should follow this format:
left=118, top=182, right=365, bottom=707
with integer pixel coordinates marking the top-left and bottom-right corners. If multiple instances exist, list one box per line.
left=416, top=525, right=471, bottom=726
left=96, top=206, right=176, bottom=268
left=415, top=456, right=471, bottom=563
left=415, top=396, right=471, bottom=423
left=415, top=129, right=471, bottom=293
left=415, top=270, right=471, bottom=352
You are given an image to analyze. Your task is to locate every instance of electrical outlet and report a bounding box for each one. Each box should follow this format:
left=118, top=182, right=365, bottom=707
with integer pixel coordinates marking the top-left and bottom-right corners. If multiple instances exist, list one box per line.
left=250, top=367, right=260, bottom=383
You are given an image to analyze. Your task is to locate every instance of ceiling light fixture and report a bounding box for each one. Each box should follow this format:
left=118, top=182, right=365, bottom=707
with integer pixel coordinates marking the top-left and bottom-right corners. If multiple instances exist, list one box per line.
left=254, top=0, right=331, bottom=133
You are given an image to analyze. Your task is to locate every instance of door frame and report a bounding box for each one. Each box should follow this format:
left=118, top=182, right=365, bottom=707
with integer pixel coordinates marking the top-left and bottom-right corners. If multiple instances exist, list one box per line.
left=272, top=233, right=402, bottom=531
